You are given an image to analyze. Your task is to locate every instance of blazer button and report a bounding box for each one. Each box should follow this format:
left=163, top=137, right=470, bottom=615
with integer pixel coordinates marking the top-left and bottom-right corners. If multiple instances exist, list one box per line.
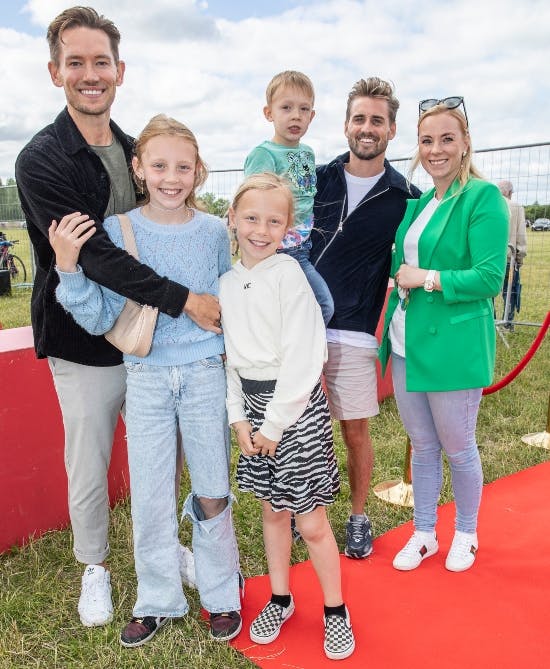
left=429, top=326, right=437, bottom=334
left=427, top=296, right=434, bottom=303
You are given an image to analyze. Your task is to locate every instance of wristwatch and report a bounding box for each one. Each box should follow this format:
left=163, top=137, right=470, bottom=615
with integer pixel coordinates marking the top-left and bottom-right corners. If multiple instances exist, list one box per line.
left=424, top=269, right=436, bottom=292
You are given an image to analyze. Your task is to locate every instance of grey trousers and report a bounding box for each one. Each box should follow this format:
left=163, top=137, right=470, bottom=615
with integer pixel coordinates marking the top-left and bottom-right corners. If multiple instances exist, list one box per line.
left=48, top=357, right=126, bottom=565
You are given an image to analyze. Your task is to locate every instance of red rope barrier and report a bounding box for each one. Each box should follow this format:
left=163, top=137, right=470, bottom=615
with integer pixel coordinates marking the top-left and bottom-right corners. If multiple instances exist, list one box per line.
left=483, top=311, right=550, bottom=395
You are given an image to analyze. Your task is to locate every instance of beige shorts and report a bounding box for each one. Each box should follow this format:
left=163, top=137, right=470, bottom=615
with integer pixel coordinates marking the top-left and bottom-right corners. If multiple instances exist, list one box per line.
left=324, top=342, right=379, bottom=420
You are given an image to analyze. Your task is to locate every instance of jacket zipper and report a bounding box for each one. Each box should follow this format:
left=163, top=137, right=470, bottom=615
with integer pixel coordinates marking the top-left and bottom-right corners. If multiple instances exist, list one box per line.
left=314, top=187, right=389, bottom=267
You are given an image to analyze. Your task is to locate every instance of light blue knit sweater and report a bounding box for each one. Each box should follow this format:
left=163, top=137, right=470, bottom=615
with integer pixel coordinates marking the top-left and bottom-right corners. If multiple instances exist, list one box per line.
left=56, top=207, right=230, bottom=365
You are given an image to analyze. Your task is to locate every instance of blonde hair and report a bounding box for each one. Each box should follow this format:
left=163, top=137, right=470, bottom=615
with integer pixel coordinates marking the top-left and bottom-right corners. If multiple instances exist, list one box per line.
left=231, top=172, right=295, bottom=230
left=411, top=105, right=483, bottom=188
left=265, top=70, right=315, bottom=106
left=133, top=114, right=208, bottom=209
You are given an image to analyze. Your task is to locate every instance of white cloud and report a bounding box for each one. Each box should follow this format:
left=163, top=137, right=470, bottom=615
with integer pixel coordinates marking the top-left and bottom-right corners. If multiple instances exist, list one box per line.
left=1, top=0, right=548, bottom=182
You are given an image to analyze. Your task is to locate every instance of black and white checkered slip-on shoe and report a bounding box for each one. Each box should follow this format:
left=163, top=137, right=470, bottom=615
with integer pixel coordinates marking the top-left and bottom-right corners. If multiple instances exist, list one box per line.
left=249, top=595, right=295, bottom=644
left=323, top=606, right=355, bottom=660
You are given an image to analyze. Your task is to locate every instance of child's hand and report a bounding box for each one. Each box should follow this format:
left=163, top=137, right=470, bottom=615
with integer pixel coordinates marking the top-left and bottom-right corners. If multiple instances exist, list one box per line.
left=48, top=212, right=96, bottom=273
left=252, top=430, right=279, bottom=458
left=232, top=421, right=259, bottom=456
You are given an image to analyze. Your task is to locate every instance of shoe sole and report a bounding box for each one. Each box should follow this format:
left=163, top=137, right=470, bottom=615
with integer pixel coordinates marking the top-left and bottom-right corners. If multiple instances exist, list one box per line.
left=210, top=617, right=243, bottom=642
left=120, top=617, right=169, bottom=648
left=325, top=638, right=356, bottom=660
left=250, top=605, right=295, bottom=644
left=393, top=545, right=439, bottom=571
left=344, top=546, right=373, bottom=559
left=79, top=611, right=113, bottom=627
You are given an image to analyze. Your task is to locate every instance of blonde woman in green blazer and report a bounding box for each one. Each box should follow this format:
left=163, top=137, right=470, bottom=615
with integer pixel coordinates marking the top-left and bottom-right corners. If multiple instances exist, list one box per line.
left=379, top=98, right=508, bottom=573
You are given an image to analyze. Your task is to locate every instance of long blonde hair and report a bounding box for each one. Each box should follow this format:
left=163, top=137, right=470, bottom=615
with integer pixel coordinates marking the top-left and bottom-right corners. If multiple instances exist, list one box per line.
left=133, top=114, right=208, bottom=209
left=410, top=105, right=483, bottom=187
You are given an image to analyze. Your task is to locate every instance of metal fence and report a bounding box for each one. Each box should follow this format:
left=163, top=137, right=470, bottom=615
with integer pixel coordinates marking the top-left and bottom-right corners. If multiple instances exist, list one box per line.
left=1, top=142, right=549, bottom=326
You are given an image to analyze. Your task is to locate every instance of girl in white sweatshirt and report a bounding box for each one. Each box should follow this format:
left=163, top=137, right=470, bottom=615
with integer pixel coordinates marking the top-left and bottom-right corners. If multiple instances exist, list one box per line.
left=219, top=172, right=355, bottom=661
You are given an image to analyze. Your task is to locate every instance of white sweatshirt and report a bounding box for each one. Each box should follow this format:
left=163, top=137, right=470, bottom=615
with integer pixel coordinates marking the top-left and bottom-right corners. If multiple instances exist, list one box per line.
left=219, top=254, right=327, bottom=442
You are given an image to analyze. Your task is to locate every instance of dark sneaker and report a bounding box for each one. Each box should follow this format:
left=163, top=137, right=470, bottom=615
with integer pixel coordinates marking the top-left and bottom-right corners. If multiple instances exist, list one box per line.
left=324, top=607, right=355, bottom=660
left=209, top=611, right=242, bottom=641
left=345, top=515, right=373, bottom=558
left=120, top=616, right=169, bottom=648
left=290, top=514, right=302, bottom=543
left=250, top=596, right=295, bottom=644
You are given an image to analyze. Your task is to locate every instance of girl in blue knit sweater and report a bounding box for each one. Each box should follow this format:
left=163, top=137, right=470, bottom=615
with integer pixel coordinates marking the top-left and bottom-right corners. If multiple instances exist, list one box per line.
left=49, top=115, right=242, bottom=648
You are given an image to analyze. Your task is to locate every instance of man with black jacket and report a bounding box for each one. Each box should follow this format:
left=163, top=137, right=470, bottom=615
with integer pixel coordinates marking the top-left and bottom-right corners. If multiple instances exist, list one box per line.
left=311, top=77, right=421, bottom=559
left=15, top=7, right=213, bottom=626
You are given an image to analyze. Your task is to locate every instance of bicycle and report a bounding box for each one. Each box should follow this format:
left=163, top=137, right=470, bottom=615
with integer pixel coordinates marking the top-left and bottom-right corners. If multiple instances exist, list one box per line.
left=0, top=232, right=27, bottom=283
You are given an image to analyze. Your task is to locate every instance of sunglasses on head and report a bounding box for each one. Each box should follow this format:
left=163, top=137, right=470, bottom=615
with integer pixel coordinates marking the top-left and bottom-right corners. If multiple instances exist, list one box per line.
left=419, top=96, right=469, bottom=127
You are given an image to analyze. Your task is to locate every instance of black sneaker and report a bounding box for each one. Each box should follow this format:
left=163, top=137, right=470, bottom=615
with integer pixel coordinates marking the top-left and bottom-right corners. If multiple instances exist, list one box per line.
left=345, top=514, right=373, bottom=558
left=209, top=611, right=242, bottom=641
left=120, top=616, right=169, bottom=648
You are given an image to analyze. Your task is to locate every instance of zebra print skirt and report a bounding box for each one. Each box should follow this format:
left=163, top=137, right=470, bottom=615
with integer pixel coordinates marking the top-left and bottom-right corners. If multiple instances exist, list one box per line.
left=236, top=377, right=340, bottom=514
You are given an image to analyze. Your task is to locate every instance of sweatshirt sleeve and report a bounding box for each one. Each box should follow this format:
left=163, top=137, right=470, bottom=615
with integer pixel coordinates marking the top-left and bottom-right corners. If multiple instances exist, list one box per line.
left=55, top=267, right=125, bottom=335
left=259, top=267, right=327, bottom=442
left=226, top=365, right=248, bottom=426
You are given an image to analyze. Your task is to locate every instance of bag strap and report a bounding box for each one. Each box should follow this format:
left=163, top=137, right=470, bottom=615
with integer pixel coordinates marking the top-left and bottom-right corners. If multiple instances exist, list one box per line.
left=116, top=214, right=139, bottom=260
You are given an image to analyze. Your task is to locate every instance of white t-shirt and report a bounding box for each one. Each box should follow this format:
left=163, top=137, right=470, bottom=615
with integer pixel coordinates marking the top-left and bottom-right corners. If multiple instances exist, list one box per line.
left=327, top=168, right=385, bottom=349
left=389, top=196, right=440, bottom=357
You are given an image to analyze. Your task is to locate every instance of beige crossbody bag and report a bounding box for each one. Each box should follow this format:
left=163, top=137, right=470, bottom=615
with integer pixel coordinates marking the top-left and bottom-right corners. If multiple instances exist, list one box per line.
left=104, top=214, right=158, bottom=357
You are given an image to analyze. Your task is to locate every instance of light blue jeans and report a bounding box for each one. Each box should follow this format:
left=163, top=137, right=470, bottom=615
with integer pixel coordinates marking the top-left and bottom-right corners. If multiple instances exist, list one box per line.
left=391, top=354, right=483, bottom=534
left=125, top=356, right=241, bottom=618
left=281, top=240, right=334, bottom=326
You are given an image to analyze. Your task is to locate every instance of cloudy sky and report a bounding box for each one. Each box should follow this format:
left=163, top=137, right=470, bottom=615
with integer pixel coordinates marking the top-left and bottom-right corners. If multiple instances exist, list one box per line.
left=1, top=0, right=548, bottom=186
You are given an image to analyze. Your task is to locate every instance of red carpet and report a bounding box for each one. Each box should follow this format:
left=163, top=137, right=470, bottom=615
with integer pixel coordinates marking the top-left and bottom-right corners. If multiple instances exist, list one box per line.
left=231, top=461, right=550, bottom=668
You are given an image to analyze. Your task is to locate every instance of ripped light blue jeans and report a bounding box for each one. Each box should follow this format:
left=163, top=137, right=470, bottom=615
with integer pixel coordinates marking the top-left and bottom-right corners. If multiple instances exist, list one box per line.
left=391, top=354, right=483, bottom=534
left=125, top=357, right=241, bottom=618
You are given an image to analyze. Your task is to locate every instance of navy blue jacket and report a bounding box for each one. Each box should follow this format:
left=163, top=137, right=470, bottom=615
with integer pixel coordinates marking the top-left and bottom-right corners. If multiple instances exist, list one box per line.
left=16, top=108, right=189, bottom=365
left=311, top=153, right=421, bottom=335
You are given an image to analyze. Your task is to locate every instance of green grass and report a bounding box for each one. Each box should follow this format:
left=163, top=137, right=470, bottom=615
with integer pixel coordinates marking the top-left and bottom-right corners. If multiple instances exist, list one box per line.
left=1, top=327, right=548, bottom=668
left=0, top=227, right=32, bottom=329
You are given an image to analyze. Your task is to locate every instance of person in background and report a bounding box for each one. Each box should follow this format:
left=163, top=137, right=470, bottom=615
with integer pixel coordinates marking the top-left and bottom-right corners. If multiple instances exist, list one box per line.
left=244, top=70, right=334, bottom=325
left=310, top=77, right=421, bottom=559
left=220, top=173, right=355, bottom=661
left=49, top=115, right=242, bottom=647
left=498, top=180, right=527, bottom=330
left=380, top=96, right=508, bottom=572
left=15, top=6, right=212, bottom=627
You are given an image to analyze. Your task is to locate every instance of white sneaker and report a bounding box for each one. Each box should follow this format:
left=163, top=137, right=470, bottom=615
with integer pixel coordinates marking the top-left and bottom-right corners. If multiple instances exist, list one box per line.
left=178, top=544, right=196, bottom=589
left=78, top=565, right=113, bottom=627
left=393, top=531, right=438, bottom=571
left=445, top=531, right=478, bottom=572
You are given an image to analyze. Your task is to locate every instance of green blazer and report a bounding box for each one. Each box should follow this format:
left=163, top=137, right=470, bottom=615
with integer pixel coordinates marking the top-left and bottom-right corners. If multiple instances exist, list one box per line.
left=380, top=178, right=509, bottom=392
